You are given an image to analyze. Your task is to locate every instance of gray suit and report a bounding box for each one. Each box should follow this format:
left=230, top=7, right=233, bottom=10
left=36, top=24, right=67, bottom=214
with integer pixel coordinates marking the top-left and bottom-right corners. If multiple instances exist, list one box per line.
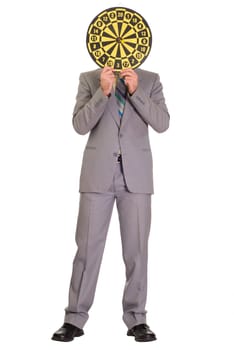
left=64, top=68, right=170, bottom=330
left=73, top=68, right=170, bottom=194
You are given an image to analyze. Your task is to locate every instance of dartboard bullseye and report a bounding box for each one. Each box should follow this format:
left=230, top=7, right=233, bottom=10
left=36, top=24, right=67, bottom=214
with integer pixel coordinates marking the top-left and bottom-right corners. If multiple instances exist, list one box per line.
left=86, top=7, right=152, bottom=71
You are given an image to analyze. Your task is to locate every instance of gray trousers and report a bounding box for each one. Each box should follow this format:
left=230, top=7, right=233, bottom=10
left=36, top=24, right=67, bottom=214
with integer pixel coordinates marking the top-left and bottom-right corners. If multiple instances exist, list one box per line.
left=64, top=160, right=152, bottom=330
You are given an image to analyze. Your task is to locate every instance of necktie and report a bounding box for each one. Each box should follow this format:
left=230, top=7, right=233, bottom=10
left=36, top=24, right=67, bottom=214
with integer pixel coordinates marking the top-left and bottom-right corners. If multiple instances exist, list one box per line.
left=115, top=78, right=127, bottom=118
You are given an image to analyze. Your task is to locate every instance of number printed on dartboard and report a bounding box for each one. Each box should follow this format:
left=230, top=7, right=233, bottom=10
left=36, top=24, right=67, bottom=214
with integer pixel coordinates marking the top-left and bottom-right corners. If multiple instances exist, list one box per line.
left=86, top=7, right=152, bottom=71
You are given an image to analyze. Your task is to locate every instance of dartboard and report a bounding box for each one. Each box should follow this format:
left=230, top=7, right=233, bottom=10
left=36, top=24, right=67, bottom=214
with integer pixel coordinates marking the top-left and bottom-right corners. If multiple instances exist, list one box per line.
left=86, top=7, right=152, bottom=71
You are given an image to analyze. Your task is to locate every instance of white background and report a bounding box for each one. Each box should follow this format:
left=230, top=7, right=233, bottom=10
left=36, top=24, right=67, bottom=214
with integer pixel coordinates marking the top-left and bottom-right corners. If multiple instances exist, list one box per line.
left=0, top=0, right=233, bottom=349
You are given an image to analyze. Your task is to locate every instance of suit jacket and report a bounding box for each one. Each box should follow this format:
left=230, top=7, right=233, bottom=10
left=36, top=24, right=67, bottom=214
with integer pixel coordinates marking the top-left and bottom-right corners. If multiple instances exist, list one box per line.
left=72, top=68, right=170, bottom=194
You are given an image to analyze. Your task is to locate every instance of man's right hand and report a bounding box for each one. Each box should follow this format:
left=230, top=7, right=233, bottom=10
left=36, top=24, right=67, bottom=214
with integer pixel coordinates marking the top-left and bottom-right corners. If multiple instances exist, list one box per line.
left=100, top=67, right=115, bottom=96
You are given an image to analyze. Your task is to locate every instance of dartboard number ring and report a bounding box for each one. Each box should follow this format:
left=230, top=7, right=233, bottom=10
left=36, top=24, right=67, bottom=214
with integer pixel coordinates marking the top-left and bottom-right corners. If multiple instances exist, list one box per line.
left=86, top=7, right=152, bottom=71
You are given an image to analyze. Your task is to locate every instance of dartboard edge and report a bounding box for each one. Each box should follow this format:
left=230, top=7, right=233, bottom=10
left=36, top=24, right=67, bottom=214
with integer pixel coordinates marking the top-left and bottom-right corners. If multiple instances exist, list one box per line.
left=86, top=7, right=152, bottom=71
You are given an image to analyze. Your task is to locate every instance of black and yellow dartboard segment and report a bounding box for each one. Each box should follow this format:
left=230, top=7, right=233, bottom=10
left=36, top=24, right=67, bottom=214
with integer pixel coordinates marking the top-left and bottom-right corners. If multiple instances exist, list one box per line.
left=86, top=7, right=152, bottom=71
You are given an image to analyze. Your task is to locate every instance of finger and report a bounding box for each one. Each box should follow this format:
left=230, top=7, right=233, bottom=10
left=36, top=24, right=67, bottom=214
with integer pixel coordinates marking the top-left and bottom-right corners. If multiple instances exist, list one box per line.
left=120, top=70, right=136, bottom=79
left=120, top=68, right=135, bottom=74
left=103, top=66, right=114, bottom=73
left=121, top=68, right=134, bottom=72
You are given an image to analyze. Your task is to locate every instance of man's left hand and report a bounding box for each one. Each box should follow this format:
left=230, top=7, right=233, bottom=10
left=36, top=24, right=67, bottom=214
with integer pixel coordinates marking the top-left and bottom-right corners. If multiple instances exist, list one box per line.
left=120, top=69, right=138, bottom=95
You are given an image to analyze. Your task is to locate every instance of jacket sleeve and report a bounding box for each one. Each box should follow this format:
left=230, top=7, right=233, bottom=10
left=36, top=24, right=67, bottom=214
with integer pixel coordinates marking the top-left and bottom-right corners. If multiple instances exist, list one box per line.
left=72, top=73, right=109, bottom=135
left=129, top=73, right=170, bottom=133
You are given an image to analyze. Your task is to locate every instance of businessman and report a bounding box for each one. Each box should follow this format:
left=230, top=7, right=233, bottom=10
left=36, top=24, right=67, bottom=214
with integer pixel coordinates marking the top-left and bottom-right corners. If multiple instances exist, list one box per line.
left=52, top=66, right=170, bottom=342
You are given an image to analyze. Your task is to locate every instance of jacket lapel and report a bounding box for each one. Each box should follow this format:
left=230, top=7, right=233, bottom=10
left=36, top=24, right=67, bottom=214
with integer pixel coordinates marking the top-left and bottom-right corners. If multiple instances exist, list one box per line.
left=107, top=93, right=121, bottom=127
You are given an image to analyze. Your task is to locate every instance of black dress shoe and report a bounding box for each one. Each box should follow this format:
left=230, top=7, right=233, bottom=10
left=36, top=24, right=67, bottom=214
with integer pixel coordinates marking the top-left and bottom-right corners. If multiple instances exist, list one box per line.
left=127, top=323, right=157, bottom=342
left=51, top=322, right=84, bottom=342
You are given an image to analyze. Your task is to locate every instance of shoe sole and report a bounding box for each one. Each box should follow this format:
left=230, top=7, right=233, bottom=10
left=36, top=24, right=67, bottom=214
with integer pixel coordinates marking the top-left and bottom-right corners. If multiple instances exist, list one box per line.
left=127, top=330, right=156, bottom=342
left=51, top=331, right=84, bottom=342
left=51, top=336, right=73, bottom=342
left=134, top=337, right=157, bottom=342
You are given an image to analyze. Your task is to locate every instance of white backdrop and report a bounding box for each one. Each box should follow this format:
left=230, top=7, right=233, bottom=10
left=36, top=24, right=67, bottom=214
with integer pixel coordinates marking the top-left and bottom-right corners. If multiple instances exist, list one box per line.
left=0, top=1, right=234, bottom=349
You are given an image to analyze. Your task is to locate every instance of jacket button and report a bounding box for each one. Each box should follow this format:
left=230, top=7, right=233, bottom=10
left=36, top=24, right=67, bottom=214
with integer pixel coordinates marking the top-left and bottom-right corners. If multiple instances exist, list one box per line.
left=113, top=152, right=118, bottom=156
left=119, top=133, right=123, bottom=138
